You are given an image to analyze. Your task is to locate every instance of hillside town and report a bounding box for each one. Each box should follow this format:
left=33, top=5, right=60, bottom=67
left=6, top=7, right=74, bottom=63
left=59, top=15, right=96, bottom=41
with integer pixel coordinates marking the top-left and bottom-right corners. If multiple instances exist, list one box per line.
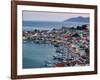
left=23, top=24, right=90, bottom=67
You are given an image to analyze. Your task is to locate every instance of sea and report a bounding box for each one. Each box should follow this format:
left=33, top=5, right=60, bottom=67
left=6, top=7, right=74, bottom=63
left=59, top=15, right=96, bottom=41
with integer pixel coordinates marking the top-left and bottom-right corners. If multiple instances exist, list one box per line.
left=22, top=21, right=89, bottom=69
left=23, top=41, right=56, bottom=68
left=22, top=21, right=88, bottom=31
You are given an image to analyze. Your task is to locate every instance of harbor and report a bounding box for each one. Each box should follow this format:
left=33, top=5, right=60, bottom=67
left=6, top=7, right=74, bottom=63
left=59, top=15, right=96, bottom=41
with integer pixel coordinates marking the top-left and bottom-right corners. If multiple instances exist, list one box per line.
left=23, top=24, right=90, bottom=68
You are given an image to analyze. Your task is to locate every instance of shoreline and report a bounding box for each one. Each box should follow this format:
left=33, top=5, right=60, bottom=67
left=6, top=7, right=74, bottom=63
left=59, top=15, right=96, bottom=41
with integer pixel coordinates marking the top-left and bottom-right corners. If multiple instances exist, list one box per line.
left=23, top=24, right=90, bottom=68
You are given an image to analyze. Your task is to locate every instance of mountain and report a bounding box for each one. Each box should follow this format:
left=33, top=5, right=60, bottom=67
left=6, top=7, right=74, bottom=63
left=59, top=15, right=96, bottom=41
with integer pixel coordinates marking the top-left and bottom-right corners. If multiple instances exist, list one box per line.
left=64, top=16, right=89, bottom=23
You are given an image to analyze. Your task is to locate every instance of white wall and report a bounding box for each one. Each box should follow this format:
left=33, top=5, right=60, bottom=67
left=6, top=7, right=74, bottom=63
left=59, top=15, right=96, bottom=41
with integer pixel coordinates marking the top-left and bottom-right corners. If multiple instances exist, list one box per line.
left=0, top=0, right=99, bottom=80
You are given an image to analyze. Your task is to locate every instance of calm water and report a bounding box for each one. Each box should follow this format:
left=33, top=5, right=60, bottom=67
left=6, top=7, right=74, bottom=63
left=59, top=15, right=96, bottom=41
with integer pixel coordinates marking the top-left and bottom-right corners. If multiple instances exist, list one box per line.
left=23, top=41, right=56, bottom=69
left=23, top=21, right=88, bottom=31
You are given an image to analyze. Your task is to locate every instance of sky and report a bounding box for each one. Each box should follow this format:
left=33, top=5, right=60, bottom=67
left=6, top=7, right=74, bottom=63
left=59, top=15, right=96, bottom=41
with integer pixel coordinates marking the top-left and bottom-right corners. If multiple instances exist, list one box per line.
left=23, top=11, right=89, bottom=22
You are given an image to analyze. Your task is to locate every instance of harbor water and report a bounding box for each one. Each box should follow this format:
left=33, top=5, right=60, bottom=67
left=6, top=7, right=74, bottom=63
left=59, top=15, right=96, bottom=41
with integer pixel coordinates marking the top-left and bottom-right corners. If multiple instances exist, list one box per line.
left=23, top=41, right=57, bottom=68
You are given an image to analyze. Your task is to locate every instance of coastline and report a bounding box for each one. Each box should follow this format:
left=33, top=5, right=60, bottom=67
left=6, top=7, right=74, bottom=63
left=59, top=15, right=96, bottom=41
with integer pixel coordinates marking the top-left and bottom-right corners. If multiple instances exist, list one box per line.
left=23, top=24, right=90, bottom=68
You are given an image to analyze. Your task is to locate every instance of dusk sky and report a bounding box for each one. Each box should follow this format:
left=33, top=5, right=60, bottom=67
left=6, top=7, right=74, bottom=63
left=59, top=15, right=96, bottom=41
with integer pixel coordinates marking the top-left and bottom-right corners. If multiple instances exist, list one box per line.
left=23, top=11, right=89, bottom=22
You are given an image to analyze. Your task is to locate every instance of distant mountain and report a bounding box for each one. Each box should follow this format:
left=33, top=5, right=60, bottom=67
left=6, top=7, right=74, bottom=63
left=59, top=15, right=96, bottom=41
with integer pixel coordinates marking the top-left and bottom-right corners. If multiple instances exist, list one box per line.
left=64, top=16, right=89, bottom=23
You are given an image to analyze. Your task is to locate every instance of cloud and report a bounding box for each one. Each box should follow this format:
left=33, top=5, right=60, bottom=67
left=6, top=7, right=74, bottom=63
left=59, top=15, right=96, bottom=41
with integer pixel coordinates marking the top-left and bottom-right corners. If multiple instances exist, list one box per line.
left=23, top=11, right=89, bottom=22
